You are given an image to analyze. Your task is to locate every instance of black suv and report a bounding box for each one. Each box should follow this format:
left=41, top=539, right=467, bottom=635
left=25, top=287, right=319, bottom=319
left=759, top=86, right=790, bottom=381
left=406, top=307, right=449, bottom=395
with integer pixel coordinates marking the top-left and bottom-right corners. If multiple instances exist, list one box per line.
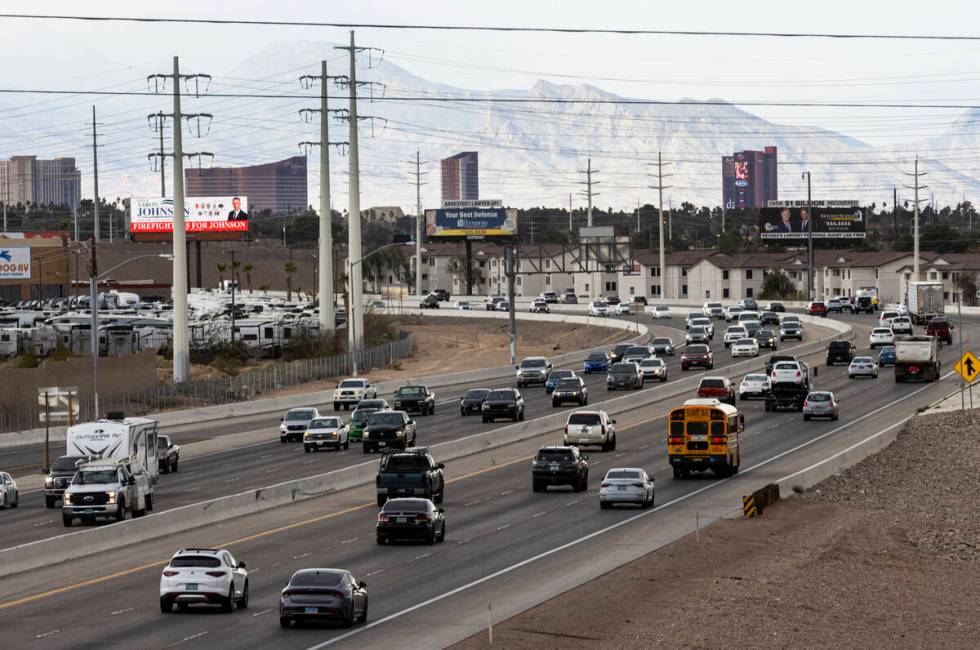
left=376, top=448, right=444, bottom=506
left=393, top=385, right=435, bottom=415
left=826, top=340, right=856, bottom=366
left=532, top=446, right=589, bottom=492
left=610, top=343, right=632, bottom=363
left=363, top=411, right=417, bottom=453
left=432, top=289, right=450, bottom=302
left=420, top=294, right=440, bottom=309
left=760, top=311, right=780, bottom=326
left=607, top=362, right=644, bottom=390
left=551, top=377, right=588, bottom=407
left=44, top=455, right=90, bottom=508
left=482, top=388, right=525, bottom=422
left=459, top=388, right=490, bottom=416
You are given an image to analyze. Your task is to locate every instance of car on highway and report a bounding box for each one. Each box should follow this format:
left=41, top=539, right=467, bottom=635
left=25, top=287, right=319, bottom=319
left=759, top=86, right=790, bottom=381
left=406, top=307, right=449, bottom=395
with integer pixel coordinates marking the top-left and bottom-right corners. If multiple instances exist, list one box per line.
left=453, top=300, right=472, bottom=310
left=562, top=292, right=578, bottom=304
left=160, top=547, right=249, bottom=614
left=606, top=361, right=644, bottom=390
left=681, top=344, right=714, bottom=370
left=280, top=407, right=321, bottom=442
left=780, top=321, right=803, bottom=341
left=878, top=310, right=900, bottom=327
left=393, top=385, right=436, bottom=415
left=0, top=472, right=19, bottom=509
left=766, top=301, right=786, bottom=313
left=697, top=376, right=736, bottom=405
left=44, top=455, right=89, bottom=508
left=848, top=356, right=879, bottom=379
left=651, top=305, right=672, bottom=319
left=738, top=374, right=771, bottom=401
left=588, top=300, right=609, bottom=317
left=890, top=316, right=914, bottom=335
left=485, top=295, right=505, bottom=311
left=806, top=301, right=828, bottom=317
left=303, top=416, right=350, bottom=452
left=926, top=317, right=953, bottom=344
left=432, top=289, right=450, bottom=302
left=686, top=325, right=710, bottom=346
left=362, top=411, right=417, bottom=453
left=552, top=377, right=589, bottom=407
left=723, top=325, right=748, bottom=348
left=610, top=343, right=632, bottom=363
left=756, top=328, right=778, bottom=350
left=545, top=369, right=577, bottom=394
left=531, top=445, right=589, bottom=492
left=869, top=327, right=896, bottom=348
left=771, top=360, right=807, bottom=385
left=702, top=302, right=725, bottom=319
left=633, top=296, right=648, bottom=305
left=582, top=351, right=611, bottom=374
left=684, top=311, right=702, bottom=330
left=516, top=356, right=553, bottom=387
left=826, top=340, right=856, bottom=366
left=739, top=297, right=759, bottom=312
left=332, top=378, right=377, bottom=411
left=780, top=314, right=802, bottom=327
left=605, top=295, right=622, bottom=305
left=638, top=357, right=668, bottom=383
left=731, top=337, right=760, bottom=358
left=458, top=388, right=490, bottom=416
left=482, top=388, right=525, bottom=422
left=827, top=298, right=843, bottom=313
left=724, top=305, right=744, bottom=322
left=691, top=317, right=715, bottom=339
left=157, top=435, right=180, bottom=474
left=376, top=497, right=446, bottom=546
left=760, top=311, right=780, bottom=326
left=529, top=299, right=550, bottom=313
left=877, top=345, right=897, bottom=366
left=419, top=294, right=440, bottom=309
left=614, top=302, right=631, bottom=315
left=279, top=568, right=368, bottom=628
left=650, top=336, right=677, bottom=357
left=495, top=300, right=511, bottom=311
left=622, top=345, right=653, bottom=365
left=563, top=413, right=615, bottom=451
left=349, top=407, right=380, bottom=442
left=541, top=291, right=559, bottom=304
left=599, top=468, right=654, bottom=509
left=803, top=391, right=839, bottom=421
left=376, top=448, right=444, bottom=505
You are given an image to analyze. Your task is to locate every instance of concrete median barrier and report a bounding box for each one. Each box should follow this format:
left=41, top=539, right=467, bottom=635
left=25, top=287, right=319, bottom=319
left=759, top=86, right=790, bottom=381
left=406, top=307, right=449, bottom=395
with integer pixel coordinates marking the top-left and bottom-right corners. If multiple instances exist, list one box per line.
left=0, top=317, right=848, bottom=578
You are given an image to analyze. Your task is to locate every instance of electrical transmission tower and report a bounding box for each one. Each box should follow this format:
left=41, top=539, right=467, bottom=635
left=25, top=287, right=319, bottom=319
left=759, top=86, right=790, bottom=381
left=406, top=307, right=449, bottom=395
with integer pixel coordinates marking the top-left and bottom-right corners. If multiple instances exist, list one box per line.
left=147, top=111, right=213, bottom=197
left=408, top=151, right=429, bottom=296
left=649, top=152, right=672, bottom=299
left=903, top=155, right=928, bottom=280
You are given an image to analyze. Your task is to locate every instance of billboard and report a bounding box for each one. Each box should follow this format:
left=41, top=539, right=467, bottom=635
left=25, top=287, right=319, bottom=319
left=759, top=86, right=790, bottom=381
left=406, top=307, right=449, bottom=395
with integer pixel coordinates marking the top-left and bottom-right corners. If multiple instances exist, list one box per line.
left=129, top=197, right=250, bottom=233
left=760, top=201, right=866, bottom=239
left=425, top=207, right=517, bottom=239
left=0, top=246, right=31, bottom=279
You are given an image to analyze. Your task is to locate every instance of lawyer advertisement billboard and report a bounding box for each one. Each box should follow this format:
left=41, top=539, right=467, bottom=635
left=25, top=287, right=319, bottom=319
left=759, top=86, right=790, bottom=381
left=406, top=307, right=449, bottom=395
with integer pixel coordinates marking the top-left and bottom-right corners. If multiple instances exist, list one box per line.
left=760, top=200, right=866, bottom=239
left=425, top=207, right=517, bottom=239
left=129, top=196, right=250, bottom=233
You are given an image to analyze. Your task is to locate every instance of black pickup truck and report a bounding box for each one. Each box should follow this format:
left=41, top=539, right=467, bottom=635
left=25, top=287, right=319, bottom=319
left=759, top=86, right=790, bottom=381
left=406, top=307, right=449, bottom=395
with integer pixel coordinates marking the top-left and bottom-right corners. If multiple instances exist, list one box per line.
left=375, top=448, right=444, bottom=507
left=393, top=385, right=435, bottom=415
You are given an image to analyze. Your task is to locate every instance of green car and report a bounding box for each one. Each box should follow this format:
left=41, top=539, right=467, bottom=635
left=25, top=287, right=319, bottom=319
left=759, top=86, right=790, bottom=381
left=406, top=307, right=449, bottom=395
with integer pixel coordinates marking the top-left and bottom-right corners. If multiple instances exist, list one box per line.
left=348, top=400, right=388, bottom=442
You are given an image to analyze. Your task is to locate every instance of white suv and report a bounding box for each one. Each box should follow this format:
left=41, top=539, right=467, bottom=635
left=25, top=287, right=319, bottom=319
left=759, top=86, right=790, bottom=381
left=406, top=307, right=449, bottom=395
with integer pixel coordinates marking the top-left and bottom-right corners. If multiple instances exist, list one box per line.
left=516, top=356, right=553, bottom=387
left=724, top=326, right=748, bottom=348
left=160, top=548, right=249, bottom=613
left=563, top=410, right=617, bottom=451
left=890, top=317, right=913, bottom=335
left=588, top=301, right=608, bottom=317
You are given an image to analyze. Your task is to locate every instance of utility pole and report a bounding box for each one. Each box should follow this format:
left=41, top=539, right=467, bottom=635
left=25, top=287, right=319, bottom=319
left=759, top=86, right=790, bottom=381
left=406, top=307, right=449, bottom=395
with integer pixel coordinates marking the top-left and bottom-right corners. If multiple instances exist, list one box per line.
left=892, top=187, right=899, bottom=250
left=649, top=152, right=672, bottom=299
left=148, top=58, right=211, bottom=384
left=299, top=61, right=349, bottom=335
left=577, top=158, right=600, bottom=299
left=91, top=106, right=100, bottom=242
left=803, top=171, right=814, bottom=301
left=89, top=237, right=99, bottom=418
left=410, top=150, right=428, bottom=296
left=568, top=193, right=572, bottom=232
left=505, top=246, right=517, bottom=365
left=904, top=156, right=928, bottom=281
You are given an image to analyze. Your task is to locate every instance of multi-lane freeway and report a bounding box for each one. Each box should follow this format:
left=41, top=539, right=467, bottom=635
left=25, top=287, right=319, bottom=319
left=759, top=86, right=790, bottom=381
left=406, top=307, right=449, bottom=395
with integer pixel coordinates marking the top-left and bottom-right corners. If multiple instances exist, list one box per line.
left=0, top=310, right=976, bottom=649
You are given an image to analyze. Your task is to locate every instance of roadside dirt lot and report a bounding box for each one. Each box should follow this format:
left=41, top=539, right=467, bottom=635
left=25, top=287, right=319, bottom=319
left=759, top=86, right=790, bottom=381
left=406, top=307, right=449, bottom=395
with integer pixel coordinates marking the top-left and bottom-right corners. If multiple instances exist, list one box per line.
left=454, top=410, right=980, bottom=649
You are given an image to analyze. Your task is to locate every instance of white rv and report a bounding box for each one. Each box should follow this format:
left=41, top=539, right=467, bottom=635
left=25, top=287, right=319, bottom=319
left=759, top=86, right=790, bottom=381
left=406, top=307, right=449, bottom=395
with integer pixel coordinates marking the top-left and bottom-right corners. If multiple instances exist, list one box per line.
left=66, top=416, right=160, bottom=485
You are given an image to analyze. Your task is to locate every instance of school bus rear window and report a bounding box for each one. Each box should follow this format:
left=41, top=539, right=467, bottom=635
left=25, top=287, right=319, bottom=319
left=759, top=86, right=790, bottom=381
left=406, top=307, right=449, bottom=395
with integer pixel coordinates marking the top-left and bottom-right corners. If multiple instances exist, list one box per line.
left=670, top=422, right=684, bottom=436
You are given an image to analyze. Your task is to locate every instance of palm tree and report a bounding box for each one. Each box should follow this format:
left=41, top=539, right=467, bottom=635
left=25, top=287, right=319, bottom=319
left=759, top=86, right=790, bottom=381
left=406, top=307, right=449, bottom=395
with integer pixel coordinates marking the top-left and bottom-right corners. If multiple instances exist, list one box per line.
left=242, top=263, right=254, bottom=294
left=230, top=259, right=242, bottom=290
left=284, top=261, right=297, bottom=301
left=216, top=263, right=227, bottom=290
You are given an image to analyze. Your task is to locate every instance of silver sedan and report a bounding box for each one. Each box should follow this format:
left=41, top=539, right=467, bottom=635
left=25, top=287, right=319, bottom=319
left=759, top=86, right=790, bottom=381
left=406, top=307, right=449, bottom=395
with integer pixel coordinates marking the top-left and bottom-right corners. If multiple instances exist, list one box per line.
left=599, top=468, right=654, bottom=509
left=848, top=356, right=879, bottom=379
left=803, top=391, right=840, bottom=421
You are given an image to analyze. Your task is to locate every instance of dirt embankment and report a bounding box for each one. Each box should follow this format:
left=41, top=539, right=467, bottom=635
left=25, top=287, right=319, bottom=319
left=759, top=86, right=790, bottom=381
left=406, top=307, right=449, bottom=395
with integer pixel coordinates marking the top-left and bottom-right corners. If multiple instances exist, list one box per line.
left=454, top=410, right=980, bottom=650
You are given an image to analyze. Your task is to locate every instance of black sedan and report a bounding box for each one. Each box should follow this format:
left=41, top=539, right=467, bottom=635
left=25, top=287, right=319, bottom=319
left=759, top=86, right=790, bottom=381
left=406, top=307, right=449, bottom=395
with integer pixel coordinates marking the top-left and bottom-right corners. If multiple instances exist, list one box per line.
left=459, top=388, right=490, bottom=416
left=393, top=385, right=435, bottom=415
left=376, top=498, right=446, bottom=545
left=756, top=329, right=778, bottom=350
left=767, top=302, right=786, bottom=313
left=551, top=377, right=588, bottom=407
left=482, top=388, right=525, bottom=422
left=760, top=311, right=780, bottom=326
left=279, top=568, right=368, bottom=628
left=362, top=411, right=417, bottom=453
left=650, top=337, right=676, bottom=356
left=419, top=294, right=440, bottom=309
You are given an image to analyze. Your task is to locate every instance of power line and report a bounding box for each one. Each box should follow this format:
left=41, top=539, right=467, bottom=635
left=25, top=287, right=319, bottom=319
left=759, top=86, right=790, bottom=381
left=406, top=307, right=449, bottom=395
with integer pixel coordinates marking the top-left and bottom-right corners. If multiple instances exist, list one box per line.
left=2, top=13, right=979, bottom=41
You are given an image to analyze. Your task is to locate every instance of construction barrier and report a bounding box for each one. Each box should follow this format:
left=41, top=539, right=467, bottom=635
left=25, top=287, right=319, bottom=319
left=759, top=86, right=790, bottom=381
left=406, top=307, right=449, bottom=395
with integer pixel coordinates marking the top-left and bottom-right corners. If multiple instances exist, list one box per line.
left=742, top=483, right=781, bottom=518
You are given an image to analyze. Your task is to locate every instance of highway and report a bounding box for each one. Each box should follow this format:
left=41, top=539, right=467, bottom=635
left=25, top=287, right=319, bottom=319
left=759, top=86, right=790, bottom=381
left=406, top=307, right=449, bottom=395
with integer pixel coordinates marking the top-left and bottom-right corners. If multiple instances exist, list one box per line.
left=0, top=313, right=832, bottom=549
left=0, top=312, right=974, bottom=649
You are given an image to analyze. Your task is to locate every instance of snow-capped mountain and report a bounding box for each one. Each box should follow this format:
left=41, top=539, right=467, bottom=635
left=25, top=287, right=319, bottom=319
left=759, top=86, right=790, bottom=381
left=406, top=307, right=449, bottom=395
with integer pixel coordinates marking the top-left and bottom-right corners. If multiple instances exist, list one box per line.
left=2, top=40, right=978, bottom=211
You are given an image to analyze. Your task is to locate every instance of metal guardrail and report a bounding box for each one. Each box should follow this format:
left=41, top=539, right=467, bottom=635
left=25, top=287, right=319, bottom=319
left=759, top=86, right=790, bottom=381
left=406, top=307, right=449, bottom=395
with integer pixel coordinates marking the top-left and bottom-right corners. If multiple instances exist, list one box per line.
left=0, top=333, right=414, bottom=434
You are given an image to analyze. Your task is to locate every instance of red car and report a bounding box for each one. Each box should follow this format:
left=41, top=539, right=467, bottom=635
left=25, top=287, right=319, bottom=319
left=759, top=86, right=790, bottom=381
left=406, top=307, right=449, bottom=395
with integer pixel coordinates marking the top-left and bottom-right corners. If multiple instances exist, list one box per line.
left=696, top=376, right=736, bottom=405
left=806, top=301, right=828, bottom=317
left=680, top=344, right=714, bottom=371
left=925, top=318, right=953, bottom=344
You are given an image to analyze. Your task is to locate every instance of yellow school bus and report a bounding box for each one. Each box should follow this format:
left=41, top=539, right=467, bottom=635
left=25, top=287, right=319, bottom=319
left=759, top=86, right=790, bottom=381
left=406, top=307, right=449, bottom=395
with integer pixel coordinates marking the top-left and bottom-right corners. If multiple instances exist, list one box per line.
left=668, top=398, right=744, bottom=479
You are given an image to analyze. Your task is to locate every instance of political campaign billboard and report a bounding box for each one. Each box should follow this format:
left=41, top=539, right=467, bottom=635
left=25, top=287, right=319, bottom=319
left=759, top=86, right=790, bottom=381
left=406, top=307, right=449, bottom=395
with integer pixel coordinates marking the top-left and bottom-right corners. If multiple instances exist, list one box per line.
left=760, top=201, right=866, bottom=239
left=0, top=246, right=31, bottom=279
left=129, top=196, right=250, bottom=233
left=425, top=207, right=517, bottom=239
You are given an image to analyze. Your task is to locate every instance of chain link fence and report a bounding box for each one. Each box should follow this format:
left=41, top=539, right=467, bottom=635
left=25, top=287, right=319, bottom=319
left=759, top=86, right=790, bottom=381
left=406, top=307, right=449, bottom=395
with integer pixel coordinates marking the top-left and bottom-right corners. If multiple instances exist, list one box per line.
left=0, top=332, right=413, bottom=434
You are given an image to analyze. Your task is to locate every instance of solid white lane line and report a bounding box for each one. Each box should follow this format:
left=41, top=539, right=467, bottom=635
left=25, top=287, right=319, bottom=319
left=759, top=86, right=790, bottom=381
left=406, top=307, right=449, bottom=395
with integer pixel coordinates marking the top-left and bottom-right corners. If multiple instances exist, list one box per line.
left=110, top=607, right=134, bottom=616
left=251, top=608, right=271, bottom=618
left=307, top=374, right=949, bottom=649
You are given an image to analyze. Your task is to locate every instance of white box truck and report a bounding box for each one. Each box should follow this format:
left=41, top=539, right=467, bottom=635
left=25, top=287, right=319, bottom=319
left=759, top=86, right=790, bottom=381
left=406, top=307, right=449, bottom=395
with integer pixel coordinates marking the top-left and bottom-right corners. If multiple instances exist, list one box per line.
left=66, top=416, right=160, bottom=485
left=894, top=335, right=940, bottom=383
left=906, top=281, right=944, bottom=325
